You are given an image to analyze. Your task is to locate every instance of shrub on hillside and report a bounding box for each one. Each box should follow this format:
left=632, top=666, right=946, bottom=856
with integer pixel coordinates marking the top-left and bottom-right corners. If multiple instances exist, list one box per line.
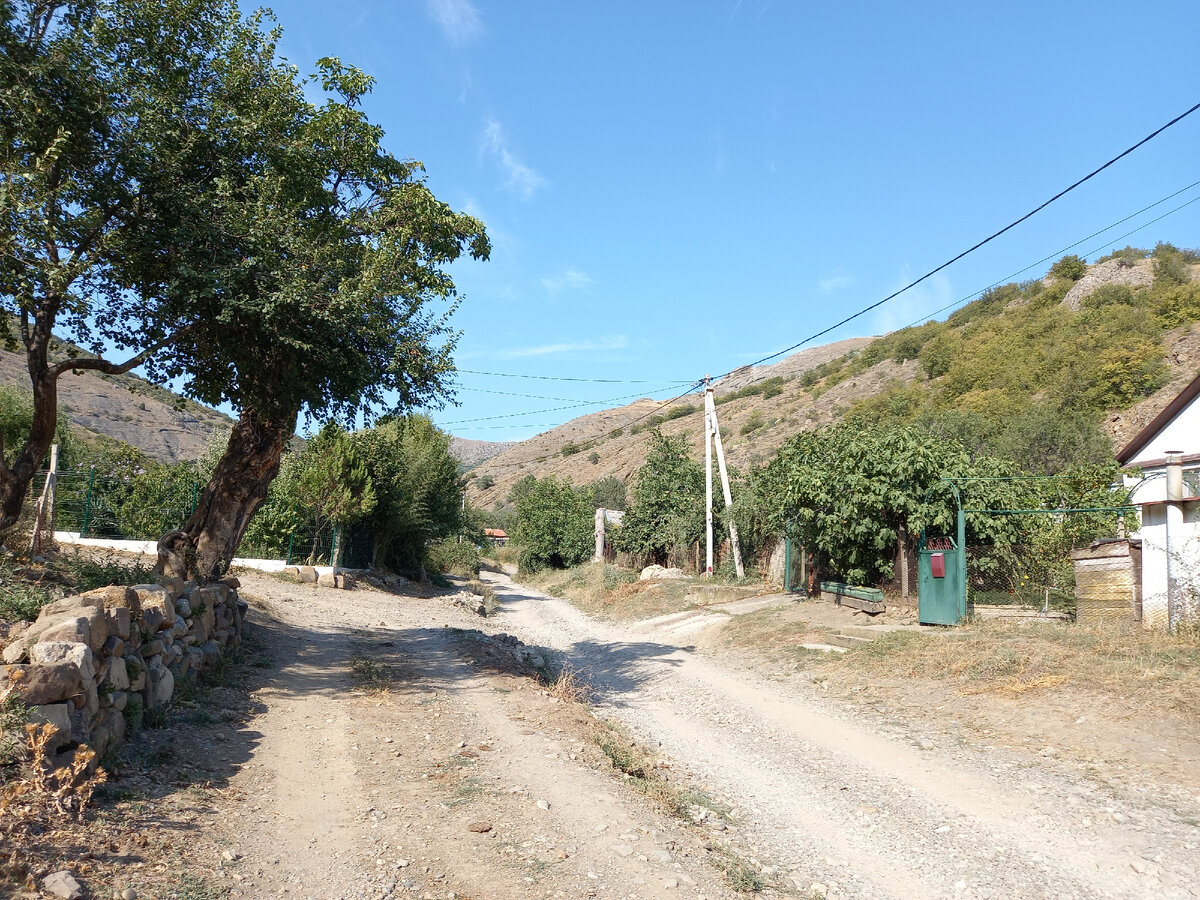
left=1048, top=254, right=1088, bottom=281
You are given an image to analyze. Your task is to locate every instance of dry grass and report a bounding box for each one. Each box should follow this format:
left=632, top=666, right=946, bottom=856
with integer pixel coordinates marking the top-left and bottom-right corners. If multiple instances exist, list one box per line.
left=844, top=620, right=1200, bottom=712
left=522, top=561, right=703, bottom=621
left=347, top=653, right=397, bottom=694
left=544, top=662, right=590, bottom=703
left=716, top=605, right=838, bottom=660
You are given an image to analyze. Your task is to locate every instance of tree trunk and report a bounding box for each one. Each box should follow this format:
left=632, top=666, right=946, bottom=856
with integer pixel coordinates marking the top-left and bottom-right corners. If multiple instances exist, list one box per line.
left=0, top=344, right=60, bottom=535
left=176, top=407, right=297, bottom=582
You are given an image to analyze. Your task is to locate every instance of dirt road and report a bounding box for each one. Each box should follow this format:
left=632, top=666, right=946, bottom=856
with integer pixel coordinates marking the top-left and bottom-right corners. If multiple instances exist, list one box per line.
left=483, top=571, right=1200, bottom=900
left=178, top=572, right=1200, bottom=900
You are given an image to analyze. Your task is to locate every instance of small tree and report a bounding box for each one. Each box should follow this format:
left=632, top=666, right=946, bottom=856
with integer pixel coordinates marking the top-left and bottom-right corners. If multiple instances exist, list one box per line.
left=616, top=431, right=704, bottom=566
left=512, top=476, right=592, bottom=574
left=1048, top=254, right=1088, bottom=281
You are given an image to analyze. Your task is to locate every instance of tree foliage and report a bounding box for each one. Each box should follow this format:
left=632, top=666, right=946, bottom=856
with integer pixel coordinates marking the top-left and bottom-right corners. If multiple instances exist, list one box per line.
left=512, top=476, right=592, bottom=574
left=750, top=424, right=1025, bottom=584
left=616, top=431, right=705, bottom=565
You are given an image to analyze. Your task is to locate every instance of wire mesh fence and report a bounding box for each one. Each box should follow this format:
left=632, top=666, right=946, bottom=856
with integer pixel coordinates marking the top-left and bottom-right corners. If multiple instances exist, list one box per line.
left=966, top=510, right=1139, bottom=624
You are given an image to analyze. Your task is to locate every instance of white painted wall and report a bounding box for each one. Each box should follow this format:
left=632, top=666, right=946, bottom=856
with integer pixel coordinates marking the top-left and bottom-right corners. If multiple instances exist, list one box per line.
left=1125, top=391, right=1200, bottom=467
left=1134, top=505, right=1200, bottom=629
left=53, top=532, right=335, bottom=575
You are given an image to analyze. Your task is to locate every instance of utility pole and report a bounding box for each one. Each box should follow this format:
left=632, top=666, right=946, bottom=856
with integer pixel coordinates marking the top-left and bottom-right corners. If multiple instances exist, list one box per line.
left=704, top=386, right=744, bottom=578
left=704, top=375, right=714, bottom=576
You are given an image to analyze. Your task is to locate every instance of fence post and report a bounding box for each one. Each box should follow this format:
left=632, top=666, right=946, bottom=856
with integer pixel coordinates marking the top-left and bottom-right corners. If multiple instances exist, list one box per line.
left=956, top=497, right=967, bottom=617
left=331, top=524, right=342, bottom=567
left=286, top=526, right=296, bottom=566
left=80, top=465, right=96, bottom=537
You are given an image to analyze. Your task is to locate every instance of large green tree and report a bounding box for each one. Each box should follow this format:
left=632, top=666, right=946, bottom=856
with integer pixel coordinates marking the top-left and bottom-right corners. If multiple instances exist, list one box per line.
left=0, top=0, right=272, bottom=532
left=512, top=476, right=593, bottom=574
left=754, top=423, right=1026, bottom=585
left=1, top=1, right=488, bottom=579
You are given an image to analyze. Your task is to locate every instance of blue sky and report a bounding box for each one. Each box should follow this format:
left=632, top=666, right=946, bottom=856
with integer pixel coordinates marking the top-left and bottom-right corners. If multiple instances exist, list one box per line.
left=267, top=0, right=1200, bottom=441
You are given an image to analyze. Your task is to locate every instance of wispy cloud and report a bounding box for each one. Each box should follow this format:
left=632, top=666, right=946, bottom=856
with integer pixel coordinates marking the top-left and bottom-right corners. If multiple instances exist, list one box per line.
left=425, top=0, right=482, bottom=44
left=497, top=336, right=628, bottom=358
left=482, top=118, right=546, bottom=199
left=819, top=269, right=856, bottom=294
left=541, top=268, right=594, bottom=294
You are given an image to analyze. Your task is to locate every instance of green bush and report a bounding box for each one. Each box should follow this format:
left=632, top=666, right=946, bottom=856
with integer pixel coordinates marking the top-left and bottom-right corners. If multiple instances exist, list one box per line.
left=513, top=476, right=593, bottom=574
left=428, top=538, right=480, bottom=577
left=1082, top=284, right=1135, bottom=309
left=739, top=411, right=766, bottom=435
left=616, top=432, right=705, bottom=565
left=1048, top=254, right=1088, bottom=281
left=476, top=473, right=495, bottom=490
left=561, top=442, right=582, bottom=457
left=0, top=559, right=51, bottom=622
left=1097, top=245, right=1149, bottom=263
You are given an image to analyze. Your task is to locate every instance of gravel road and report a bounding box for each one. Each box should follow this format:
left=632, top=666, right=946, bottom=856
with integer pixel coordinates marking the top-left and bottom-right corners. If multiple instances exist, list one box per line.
left=484, top=571, right=1200, bottom=900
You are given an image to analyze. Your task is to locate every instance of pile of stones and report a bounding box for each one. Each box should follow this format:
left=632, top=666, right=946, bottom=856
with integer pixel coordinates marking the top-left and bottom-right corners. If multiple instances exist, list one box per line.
left=1, top=577, right=246, bottom=761
left=278, top=566, right=355, bottom=589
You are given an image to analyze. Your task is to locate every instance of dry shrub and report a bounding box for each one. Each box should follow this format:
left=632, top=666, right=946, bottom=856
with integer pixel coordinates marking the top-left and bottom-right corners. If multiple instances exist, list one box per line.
left=545, top=663, right=590, bottom=703
left=1, top=722, right=105, bottom=821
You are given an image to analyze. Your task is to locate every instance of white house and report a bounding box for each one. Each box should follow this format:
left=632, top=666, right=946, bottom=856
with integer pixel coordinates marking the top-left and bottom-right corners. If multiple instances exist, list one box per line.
left=1118, top=373, right=1200, bottom=629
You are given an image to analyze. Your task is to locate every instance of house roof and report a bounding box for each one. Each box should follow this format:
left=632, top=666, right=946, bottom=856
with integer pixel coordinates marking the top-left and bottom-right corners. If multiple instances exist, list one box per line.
left=1116, top=371, right=1200, bottom=466
left=483, top=528, right=508, bottom=538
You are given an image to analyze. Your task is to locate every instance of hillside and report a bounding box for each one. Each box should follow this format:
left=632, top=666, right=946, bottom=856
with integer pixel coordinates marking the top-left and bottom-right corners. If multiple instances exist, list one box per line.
left=0, top=338, right=232, bottom=462
left=449, top=436, right=516, bottom=469
left=466, top=248, right=1200, bottom=511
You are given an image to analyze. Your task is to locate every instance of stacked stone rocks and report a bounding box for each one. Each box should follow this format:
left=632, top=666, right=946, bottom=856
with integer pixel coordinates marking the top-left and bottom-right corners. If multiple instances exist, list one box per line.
left=1, top=578, right=246, bottom=760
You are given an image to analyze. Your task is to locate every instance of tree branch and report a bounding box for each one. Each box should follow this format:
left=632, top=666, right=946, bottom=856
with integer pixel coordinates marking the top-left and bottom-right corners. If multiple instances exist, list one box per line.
left=48, top=325, right=193, bottom=380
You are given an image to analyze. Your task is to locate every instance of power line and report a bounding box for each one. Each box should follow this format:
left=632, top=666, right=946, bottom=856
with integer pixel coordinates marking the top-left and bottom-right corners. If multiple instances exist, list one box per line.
left=440, top=381, right=696, bottom=425
left=718, top=98, right=1200, bottom=380
left=899, top=188, right=1200, bottom=330
left=458, top=382, right=688, bottom=403
left=457, top=368, right=679, bottom=384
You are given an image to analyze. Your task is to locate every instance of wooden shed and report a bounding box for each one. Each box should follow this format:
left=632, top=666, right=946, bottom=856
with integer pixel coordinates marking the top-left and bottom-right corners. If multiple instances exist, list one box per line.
left=1071, top=538, right=1142, bottom=625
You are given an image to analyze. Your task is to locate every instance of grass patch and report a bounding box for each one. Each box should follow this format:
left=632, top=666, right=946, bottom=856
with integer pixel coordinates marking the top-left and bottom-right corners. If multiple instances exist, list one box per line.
left=842, top=620, right=1200, bottom=711
left=348, top=653, right=395, bottom=693
left=58, top=550, right=158, bottom=593
left=521, top=561, right=699, bottom=621
left=0, top=559, right=50, bottom=621
left=708, top=845, right=765, bottom=893
left=593, top=722, right=729, bottom=821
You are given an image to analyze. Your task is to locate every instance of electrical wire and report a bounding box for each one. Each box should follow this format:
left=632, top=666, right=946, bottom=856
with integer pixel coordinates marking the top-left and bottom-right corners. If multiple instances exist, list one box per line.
left=457, top=369, right=680, bottom=383
left=892, top=182, right=1200, bottom=331
left=439, top=381, right=697, bottom=425
left=715, top=98, right=1200, bottom=381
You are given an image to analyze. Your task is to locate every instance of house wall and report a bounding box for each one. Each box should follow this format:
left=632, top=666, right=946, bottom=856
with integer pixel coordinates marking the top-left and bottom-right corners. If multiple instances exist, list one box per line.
left=1125, top=391, right=1200, bottom=467
left=1133, top=501, right=1200, bottom=629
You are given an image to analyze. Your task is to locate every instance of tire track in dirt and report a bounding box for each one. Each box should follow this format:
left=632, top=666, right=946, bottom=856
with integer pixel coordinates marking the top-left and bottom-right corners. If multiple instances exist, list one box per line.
left=485, top=571, right=1199, bottom=900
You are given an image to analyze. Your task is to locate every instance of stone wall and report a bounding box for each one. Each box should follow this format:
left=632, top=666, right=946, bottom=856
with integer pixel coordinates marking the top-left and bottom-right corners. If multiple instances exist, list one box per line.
left=1, top=578, right=246, bottom=760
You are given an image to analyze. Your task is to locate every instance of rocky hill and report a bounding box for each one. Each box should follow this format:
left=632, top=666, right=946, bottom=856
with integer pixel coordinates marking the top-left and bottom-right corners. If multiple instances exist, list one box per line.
left=449, top=436, right=516, bottom=470
left=0, top=339, right=231, bottom=462
left=466, top=251, right=1200, bottom=511
left=464, top=337, right=879, bottom=510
